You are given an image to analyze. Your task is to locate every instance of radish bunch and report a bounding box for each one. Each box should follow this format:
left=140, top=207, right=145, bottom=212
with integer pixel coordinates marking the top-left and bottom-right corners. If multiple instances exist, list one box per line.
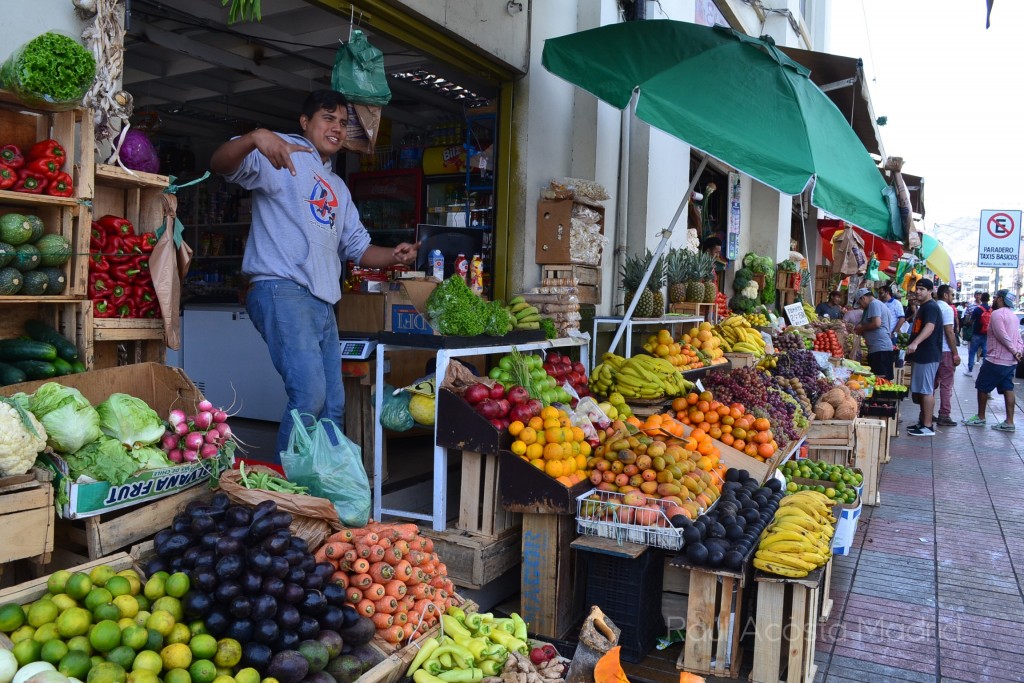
left=161, top=399, right=233, bottom=463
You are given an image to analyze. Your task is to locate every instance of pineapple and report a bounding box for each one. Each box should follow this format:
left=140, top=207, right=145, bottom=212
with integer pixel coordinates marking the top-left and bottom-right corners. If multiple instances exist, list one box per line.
left=621, top=252, right=654, bottom=318
left=667, top=248, right=688, bottom=304
left=685, top=250, right=703, bottom=303
left=696, top=252, right=718, bottom=303
left=650, top=252, right=666, bottom=316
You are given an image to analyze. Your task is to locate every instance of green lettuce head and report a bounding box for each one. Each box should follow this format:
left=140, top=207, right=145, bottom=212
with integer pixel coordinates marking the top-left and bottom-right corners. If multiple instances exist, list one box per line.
left=96, top=393, right=166, bottom=448
left=28, top=383, right=102, bottom=454
left=64, top=437, right=139, bottom=485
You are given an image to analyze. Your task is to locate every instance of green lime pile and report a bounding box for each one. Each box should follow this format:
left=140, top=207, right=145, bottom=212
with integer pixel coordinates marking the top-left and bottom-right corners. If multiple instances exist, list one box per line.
left=780, top=458, right=862, bottom=504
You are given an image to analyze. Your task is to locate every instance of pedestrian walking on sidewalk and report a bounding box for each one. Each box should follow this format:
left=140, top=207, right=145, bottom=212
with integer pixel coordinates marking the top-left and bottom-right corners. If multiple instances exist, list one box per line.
left=934, top=285, right=961, bottom=426
left=963, top=289, right=1023, bottom=432
left=854, top=287, right=893, bottom=379
left=906, top=279, right=943, bottom=437
left=965, top=292, right=991, bottom=376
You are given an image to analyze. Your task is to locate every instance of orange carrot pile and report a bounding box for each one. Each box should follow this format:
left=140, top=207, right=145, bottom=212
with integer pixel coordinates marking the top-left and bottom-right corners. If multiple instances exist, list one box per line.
left=314, top=521, right=457, bottom=644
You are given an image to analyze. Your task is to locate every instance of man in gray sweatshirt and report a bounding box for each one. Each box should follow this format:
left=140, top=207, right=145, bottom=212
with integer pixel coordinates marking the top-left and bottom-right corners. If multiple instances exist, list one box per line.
left=211, top=90, right=418, bottom=454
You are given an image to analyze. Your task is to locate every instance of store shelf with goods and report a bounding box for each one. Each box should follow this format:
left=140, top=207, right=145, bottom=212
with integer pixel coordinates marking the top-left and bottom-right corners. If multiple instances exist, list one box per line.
left=0, top=299, right=93, bottom=372
left=348, top=168, right=423, bottom=247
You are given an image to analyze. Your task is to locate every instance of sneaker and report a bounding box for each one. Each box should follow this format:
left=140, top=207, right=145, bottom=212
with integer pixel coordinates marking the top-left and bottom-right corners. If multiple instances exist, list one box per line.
left=964, top=370, right=973, bottom=377
left=963, top=415, right=987, bottom=426
left=908, top=425, right=935, bottom=437
left=936, top=416, right=957, bottom=427
left=992, top=421, right=1016, bottom=432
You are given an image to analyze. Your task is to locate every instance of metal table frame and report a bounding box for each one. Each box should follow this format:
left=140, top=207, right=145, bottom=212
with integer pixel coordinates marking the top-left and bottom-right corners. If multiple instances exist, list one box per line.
left=373, top=335, right=590, bottom=531
left=591, top=315, right=703, bottom=364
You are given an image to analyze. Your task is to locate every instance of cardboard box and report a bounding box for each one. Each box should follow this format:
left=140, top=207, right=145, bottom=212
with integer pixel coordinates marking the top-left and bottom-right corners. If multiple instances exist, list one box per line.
left=1, top=363, right=219, bottom=519
left=829, top=497, right=862, bottom=556
left=384, top=278, right=439, bottom=335
left=535, top=199, right=605, bottom=265
left=336, top=292, right=385, bottom=334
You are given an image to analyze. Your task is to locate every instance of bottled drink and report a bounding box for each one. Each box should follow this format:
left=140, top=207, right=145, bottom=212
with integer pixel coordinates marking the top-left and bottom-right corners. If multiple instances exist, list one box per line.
left=454, top=253, right=469, bottom=283
left=429, top=249, right=444, bottom=281
left=469, top=254, right=483, bottom=295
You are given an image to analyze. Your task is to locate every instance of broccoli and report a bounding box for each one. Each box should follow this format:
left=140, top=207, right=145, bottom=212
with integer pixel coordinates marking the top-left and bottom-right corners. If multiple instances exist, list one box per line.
left=426, top=276, right=488, bottom=336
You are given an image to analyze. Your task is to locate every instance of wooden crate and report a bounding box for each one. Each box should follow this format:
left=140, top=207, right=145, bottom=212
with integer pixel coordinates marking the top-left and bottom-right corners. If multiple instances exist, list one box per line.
left=0, top=196, right=90, bottom=300
left=668, top=302, right=718, bottom=323
left=818, top=558, right=834, bottom=623
left=661, top=559, right=689, bottom=630
left=854, top=418, right=884, bottom=507
left=0, top=469, right=55, bottom=576
left=55, top=485, right=213, bottom=560
left=535, top=199, right=604, bottom=265
left=92, top=318, right=165, bottom=369
left=0, top=551, right=135, bottom=607
left=520, top=513, right=584, bottom=639
left=750, top=568, right=824, bottom=683
left=457, top=450, right=521, bottom=538
left=421, top=527, right=521, bottom=591
left=92, top=164, right=169, bottom=231
left=805, top=420, right=856, bottom=447
left=0, top=299, right=93, bottom=372
left=724, top=352, right=755, bottom=368
left=540, top=264, right=600, bottom=304
left=674, top=565, right=748, bottom=679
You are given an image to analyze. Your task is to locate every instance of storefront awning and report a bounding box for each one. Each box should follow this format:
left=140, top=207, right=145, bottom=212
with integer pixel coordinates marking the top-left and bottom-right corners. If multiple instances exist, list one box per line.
left=778, top=47, right=884, bottom=158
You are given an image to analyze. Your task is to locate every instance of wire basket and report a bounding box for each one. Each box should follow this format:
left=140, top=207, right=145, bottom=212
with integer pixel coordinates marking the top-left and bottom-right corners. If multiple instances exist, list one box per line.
left=575, top=487, right=687, bottom=550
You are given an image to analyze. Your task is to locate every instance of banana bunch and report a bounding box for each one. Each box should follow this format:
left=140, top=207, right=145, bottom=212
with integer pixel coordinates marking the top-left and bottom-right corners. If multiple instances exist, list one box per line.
left=507, top=296, right=541, bottom=330
left=714, top=316, right=768, bottom=357
left=802, top=302, right=818, bottom=323
left=589, top=352, right=693, bottom=400
left=753, top=491, right=835, bottom=578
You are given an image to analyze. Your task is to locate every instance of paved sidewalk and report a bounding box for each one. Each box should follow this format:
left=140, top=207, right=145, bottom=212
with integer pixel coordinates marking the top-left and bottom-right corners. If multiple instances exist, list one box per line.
left=813, top=365, right=1024, bottom=682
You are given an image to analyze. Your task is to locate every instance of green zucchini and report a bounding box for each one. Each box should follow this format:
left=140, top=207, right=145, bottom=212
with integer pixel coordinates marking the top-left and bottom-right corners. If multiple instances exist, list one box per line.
left=51, top=357, right=72, bottom=376
left=0, top=361, right=27, bottom=385
left=11, top=360, right=57, bottom=380
left=0, top=339, right=58, bottom=361
left=24, top=319, right=78, bottom=361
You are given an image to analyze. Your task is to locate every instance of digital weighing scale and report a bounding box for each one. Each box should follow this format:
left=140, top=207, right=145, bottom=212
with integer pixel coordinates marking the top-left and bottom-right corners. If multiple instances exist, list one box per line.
left=339, top=335, right=377, bottom=360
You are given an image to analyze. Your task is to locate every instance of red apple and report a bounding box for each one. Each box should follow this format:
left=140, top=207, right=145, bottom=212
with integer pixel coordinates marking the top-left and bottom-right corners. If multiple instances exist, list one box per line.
left=489, top=383, right=506, bottom=400
left=464, top=383, right=490, bottom=405
left=507, top=385, right=530, bottom=405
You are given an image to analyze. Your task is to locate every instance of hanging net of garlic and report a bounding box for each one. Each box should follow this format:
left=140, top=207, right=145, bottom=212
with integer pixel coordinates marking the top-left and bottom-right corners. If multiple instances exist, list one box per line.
left=81, top=0, right=133, bottom=143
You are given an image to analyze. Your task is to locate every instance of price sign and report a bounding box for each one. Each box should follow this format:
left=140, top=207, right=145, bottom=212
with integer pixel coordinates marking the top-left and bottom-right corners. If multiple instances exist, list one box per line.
left=784, top=303, right=809, bottom=327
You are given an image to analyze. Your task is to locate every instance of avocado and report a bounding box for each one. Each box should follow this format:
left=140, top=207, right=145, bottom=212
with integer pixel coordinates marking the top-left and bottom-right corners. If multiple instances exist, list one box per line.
left=13, top=244, right=40, bottom=271
left=267, top=650, right=309, bottom=683
left=0, top=266, right=23, bottom=294
left=24, top=215, right=44, bottom=242
left=0, top=213, right=31, bottom=246
left=36, top=234, right=71, bottom=267
left=316, top=630, right=343, bottom=660
left=20, top=270, right=48, bottom=295
left=306, top=672, right=337, bottom=683
left=37, top=267, right=66, bottom=295
left=0, top=242, right=14, bottom=268
left=297, top=640, right=329, bottom=673
left=325, top=655, right=363, bottom=683
left=338, top=616, right=375, bottom=646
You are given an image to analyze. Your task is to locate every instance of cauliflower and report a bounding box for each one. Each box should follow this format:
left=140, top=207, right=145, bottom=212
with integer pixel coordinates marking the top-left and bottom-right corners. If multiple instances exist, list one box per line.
left=741, top=281, right=759, bottom=299
left=0, top=396, right=48, bottom=476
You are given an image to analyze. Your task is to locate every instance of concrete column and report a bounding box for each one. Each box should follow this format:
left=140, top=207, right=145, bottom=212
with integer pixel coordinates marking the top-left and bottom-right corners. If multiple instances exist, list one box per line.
left=749, top=180, right=792, bottom=263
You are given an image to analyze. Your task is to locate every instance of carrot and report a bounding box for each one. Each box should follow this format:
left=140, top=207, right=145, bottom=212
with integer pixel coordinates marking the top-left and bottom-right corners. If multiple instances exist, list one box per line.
left=413, top=599, right=436, bottom=617
left=394, top=560, right=413, bottom=581
left=407, top=609, right=422, bottom=630
left=326, top=529, right=355, bottom=544
left=376, top=536, right=392, bottom=549
left=408, top=583, right=432, bottom=600
left=436, top=589, right=449, bottom=602
left=383, top=625, right=405, bottom=644
left=372, top=612, right=394, bottom=629
left=329, top=571, right=350, bottom=589
left=356, top=598, right=376, bottom=617
left=346, top=587, right=363, bottom=604
left=429, top=576, right=447, bottom=589
left=351, top=573, right=373, bottom=589
left=384, top=579, right=407, bottom=598
left=362, top=532, right=380, bottom=545
left=383, top=547, right=403, bottom=565
left=421, top=538, right=434, bottom=553
left=322, top=542, right=353, bottom=559
left=368, top=562, right=395, bottom=584
left=400, top=595, right=415, bottom=611
left=396, top=524, right=419, bottom=542
left=367, top=545, right=386, bottom=563
left=435, top=563, right=448, bottom=576
left=393, top=609, right=408, bottom=625
left=314, top=546, right=329, bottom=563
left=343, top=549, right=359, bottom=563
left=374, top=596, right=398, bottom=614
left=354, top=544, right=373, bottom=559
left=407, top=550, right=425, bottom=566
left=407, top=538, right=423, bottom=552
left=351, top=558, right=370, bottom=575
left=431, top=599, right=445, bottom=615
left=366, top=583, right=387, bottom=600
left=402, top=622, right=415, bottom=640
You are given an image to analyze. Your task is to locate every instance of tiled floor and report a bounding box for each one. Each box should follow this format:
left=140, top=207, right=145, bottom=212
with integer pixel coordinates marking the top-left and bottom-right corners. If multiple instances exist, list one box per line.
left=812, top=362, right=1024, bottom=683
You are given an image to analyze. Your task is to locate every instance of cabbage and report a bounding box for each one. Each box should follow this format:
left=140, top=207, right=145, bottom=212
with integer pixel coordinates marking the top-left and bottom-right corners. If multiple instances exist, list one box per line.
left=27, top=383, right=102, bottom=454
left=96, top=393, right=166, bottom=449
left=116, top=130, right=160, bottom=174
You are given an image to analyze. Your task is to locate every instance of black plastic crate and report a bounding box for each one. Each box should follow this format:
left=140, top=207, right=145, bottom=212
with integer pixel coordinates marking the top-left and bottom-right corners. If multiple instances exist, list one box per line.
left=581, top=546, right=664, bottom=663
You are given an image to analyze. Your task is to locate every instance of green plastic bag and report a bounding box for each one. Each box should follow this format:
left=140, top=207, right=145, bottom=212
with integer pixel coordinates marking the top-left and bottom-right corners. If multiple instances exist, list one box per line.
left=331, top=30, right=392, bottom=106
left=281, top=410, right=371, bottom=527
left=865, top=256, right=881, bottom=282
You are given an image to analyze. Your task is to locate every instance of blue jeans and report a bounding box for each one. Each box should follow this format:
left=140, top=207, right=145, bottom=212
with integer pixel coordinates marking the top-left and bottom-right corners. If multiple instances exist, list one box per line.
left=246, top=280, right=345, bottom=456
left=968, top=334, right=987, bottom=372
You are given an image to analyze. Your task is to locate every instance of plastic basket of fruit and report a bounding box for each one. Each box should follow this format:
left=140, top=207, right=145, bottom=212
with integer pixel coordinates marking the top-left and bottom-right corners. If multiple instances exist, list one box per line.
left=575, top=488, right=690, bottom=550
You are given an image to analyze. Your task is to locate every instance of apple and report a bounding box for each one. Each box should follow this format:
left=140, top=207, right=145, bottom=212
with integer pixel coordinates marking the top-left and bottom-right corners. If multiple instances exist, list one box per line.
left=475, top=399, right=502, bottom=420
left=509, top=403, right=534, bottom=423
left=526, top=399, right=544, bottom=416
left=490, top=383, right=506, bottom=400
left=573, top=361, right=586, bottom=375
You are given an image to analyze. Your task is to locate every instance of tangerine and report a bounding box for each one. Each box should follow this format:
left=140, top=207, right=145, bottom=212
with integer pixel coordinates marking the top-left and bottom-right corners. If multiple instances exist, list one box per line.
left=508, top=421, right=525, bottom=437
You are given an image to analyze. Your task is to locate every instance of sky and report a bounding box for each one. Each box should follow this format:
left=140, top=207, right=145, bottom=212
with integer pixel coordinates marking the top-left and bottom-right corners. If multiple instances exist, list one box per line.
left=827, top=0, right=1024, bottom=258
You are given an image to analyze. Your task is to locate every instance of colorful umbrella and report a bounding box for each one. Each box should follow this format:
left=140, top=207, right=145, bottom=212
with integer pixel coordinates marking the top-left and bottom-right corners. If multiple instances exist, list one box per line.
left=918, top=234, right=956, bottom=286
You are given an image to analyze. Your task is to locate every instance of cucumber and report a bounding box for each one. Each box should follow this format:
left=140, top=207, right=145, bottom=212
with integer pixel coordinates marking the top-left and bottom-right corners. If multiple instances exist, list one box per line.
left=12, top=360, right=57, bottom=380
left=0, top=339, right=58, bottom=361
left=69, top=360, right=87, bottom=373
left=51, top=357, right=72, bottom=376
left=0, top=361, right=27, bottom=385
left=25, top=319, right=78, bottom=361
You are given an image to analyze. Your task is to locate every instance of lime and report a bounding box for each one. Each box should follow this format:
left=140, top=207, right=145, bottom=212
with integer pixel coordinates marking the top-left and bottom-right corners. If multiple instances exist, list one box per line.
left=116, top=571, right=142, bottom=597
left=105, top=577, right=132, bottom=599
left=188, top=659, right=217, bottom=683
left=825, top=488, right=837, bottom=499
left=215, top=667, right=232, bottom=677
left=88, top=661, right=127, bottom=683
left=90, top=620, right=123, bottom=653
left=45, top=570, right=72, bottom=595
left=12, top=638, right=43, bottom=666
left=161, top=643, right=193, bottom=671
left=120, top=624, right=149, bottom=651
left=127, top=671, right=160, bottom=683
left=151, top=597, right=182, bottom=623
left=164, top=574, right=190, bottom=600
left=142, top=576, right=165, bottom=603
left=188, top=634, right=217, bottom=661
left=67, top=635, right=93, bottom=655
left=117, top=618, right=136, bottom=631
left=146, top=610, right=175, bottom=638
left=133, top=611, right=151, bottom=628
left=134, top=595, right=150, bottom=613
left=144, top=629, right=164, bottom=652
left=92, top=655, right=107, bottom=669
left=164, top=668, right=191, bottom=683
left=65, top=574, right=93, bottom=601
left=212, top=675, right=235, bottom=683
left=41, top=638, right=69, bottom=665
left=106, top=645, right=137, bottom=671
left=234, top=669, right=259, bottom=683
left=85, top=589, right=114, bottom=612
left=132, top=651, right=164, bottom=674
left=113, top=596, right=139, bottom=620
left=32, top=623, right=60, bottom=644
left=167, top=623, right=192, bottom=646
left=92, top=603, right=122, bottom=623
left=212, top=639, right=241, bottom=669
left=59, top=649, right=94, bottom=679
left=27, top=600, right=59, bottom=628
left=89, top=566, right=117, bottom=589
left=187, top=621, right=207, bottom=637
left=0, top=603, right=26, bottom=632
left=51, top=594, right=78, bottom=612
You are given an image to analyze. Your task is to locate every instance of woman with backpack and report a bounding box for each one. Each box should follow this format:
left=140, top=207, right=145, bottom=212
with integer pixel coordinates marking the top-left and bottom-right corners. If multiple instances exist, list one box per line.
left=965, top=292, right=991, bottom=377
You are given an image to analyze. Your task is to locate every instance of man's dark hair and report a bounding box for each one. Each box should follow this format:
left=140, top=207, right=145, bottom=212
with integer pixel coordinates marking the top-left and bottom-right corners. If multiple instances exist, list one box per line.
left=701, top=237, right=722, bottom=251
left=937, top=284, right=951, bottom=299
left=301, top=90, right=348, bottom=119
left=981, top=292, right=990, bottom=303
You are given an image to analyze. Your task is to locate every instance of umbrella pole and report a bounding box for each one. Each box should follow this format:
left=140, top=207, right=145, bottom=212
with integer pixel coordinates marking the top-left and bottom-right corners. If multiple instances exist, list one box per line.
left=608, top=156, right=709, bottom=355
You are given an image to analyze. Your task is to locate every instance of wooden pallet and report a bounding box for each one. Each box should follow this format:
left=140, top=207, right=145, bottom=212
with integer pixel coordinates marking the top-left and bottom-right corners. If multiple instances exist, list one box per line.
left=674, top=565, right=748, bottom=679
left=0, top=300, right=94, bottom=370
left=0, top=468, right=55, bottom=578
left=750, top=567, right=824, bottom=683
left=457, top=450, right=520, bottom=538
left=420, top=526, right=521, bottom=591
left=854, top=418, right=885, bottom=508
left=92, top=319, right=166, bottom=369
left=661, top=558, right=690, bottom=630
left=818, top=559, right=834, bottom=622
left=55, top=485, right=213, bottom=560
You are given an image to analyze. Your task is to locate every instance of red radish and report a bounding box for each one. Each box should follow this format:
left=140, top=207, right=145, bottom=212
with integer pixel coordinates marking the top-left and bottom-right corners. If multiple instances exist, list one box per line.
left=183, top=449, right=199, bottom=462
left=193, top=411, right=213, bottom=430
left=205, top=430, right=221, bottom=444
left=463, top=384, right=490, bottom=405
left=489, top=383, right=505, bottom=400
left=212, top=410, right=228, bottom=423
left=200, top=443, right=219, bottom=459
left=198, top=399, right=214, bottom=412
left=174, top=421, right=190, bottom=436
left=162, top=433, right=180, bottom=451
left=184, top=431, right=205, bottom=452
left=215, top=423, right=232, bottom=439
left=168, top=409, right=187, bottom=427
left=507, top=385, right=530, bottom=405
left=168, top=449, right=184, bottom=463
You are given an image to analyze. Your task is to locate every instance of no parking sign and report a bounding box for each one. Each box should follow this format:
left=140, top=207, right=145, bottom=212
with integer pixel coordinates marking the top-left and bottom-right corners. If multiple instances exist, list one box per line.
left=978, top=209, right=1022, bottom=268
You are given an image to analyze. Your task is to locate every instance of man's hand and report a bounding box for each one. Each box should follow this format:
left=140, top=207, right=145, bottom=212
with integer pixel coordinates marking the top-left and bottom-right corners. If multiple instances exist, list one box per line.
left=392, top=241, right=420, bottom=267
left=953, top=353, right=961, bottom=367
left=907, top=342, right=918, bottom=353
left=252, top=129, right=314, bottom=176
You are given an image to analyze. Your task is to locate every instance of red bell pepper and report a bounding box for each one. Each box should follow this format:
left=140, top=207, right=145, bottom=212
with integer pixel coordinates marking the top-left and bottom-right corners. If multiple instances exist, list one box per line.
left=90, top=223, right=107, bottom=252
left=97, top=215, right=134, bottom=236
left=111, top=262, right=141, bottom=282
left=94, top=299, right=115, bottom=318
left=90, top=252, right=111, bottom=272
left=0, top=164, right=15, bottom=190
left=14, top=168, right=47, bottom=194
left=47, top=171, right=73, bottom=197
left=139, top=301, right=161, bottom=318
left=27, top=157, right=61, bottom=180
left=139, top=233, right=158, bottom=252
left=0, top=144, right=24, bottom=169
left=110, top=284, right=132, bottom=309
left=89, top=272, right=111, bottom=298
left=28, top=139, right=66, bottom=167
left=131, top=253, right=150, bottom=276
left=116, top=304, right=134, bottom=318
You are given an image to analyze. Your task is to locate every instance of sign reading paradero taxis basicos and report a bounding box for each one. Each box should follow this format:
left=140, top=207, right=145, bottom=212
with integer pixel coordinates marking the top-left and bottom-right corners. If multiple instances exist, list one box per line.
left=978, top=209, right=1023, bottom=268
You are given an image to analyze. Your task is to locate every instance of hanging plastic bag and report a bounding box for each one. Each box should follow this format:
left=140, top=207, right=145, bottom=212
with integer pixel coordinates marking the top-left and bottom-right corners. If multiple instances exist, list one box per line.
left=379, top=384, right=415, bottom=432
left=281, top=410, right=371, bottom=527
left=0, top=31, right=96, bottom=110
left=331, top=30, right=392, bottom=106
left=865, top=256, right=881, bottom=282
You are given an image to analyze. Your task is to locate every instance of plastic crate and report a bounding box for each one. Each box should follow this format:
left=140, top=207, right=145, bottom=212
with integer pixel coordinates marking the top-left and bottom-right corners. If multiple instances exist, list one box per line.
left=581, top=547, right=664, bottom=663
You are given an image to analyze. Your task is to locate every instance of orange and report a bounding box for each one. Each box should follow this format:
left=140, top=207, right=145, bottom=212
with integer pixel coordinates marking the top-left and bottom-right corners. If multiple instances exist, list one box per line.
left=544, top=460, right=563, bottom=478
left=686, top=393, right=699, bottom=405
left=519, top=427, right=537, bottom=445
left=528, top=416, right=544, bottom=430
left=529, top=458, right=545, bottom=470
left=543, top=443, right=563, bottom=460
left=757, top=443, right=775, bottom=458
left=753, top=417, right=771, bottom=432
left=541, top=406, right=559, bottom=420
left=720, top=433, right=734, bottom=446
left=570, top=427, right=585, bottom=442
left=545, top=428, right=564, bottom=444
left=511, top=440, right=527, bottom=457
left=526, top=443, right=544, bottom=460
left=543, top=418, right=560, bottom=430
left=508, top=421, right=525, bottom=437
left=576, top=454, right=588, bottom=470
left=579, top=442, right=592, bottom=457
left=690, top=429, right=706, bottom=442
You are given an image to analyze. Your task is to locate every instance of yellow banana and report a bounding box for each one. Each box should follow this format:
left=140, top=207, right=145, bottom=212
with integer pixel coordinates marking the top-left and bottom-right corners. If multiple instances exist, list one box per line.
left=753, top=557, right=809, bottom=578
left=755, top=550, right=818, bottom=572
